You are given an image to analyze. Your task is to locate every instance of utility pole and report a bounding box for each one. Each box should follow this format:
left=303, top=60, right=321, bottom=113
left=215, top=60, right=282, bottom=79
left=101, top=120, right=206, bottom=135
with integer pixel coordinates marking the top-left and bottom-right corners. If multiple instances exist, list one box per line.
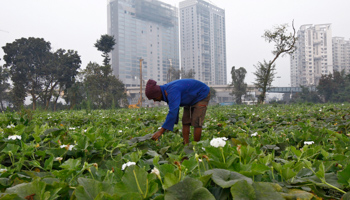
left=139, top=58, right=143, bottom=107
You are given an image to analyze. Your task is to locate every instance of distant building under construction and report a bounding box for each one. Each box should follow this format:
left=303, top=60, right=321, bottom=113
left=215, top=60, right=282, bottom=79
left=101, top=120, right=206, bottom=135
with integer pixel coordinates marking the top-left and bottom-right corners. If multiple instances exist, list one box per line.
left=108, top=0, right=179, bottom=87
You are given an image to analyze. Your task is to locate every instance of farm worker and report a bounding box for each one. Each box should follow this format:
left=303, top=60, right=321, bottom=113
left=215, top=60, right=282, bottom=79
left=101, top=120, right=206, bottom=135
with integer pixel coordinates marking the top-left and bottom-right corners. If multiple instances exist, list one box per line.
left=145, top=79, right=210, bottom=144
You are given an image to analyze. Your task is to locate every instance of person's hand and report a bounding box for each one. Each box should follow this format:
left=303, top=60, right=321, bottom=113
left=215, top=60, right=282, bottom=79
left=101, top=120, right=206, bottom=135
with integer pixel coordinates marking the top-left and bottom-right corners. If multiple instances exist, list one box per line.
left=152, top=127, right=166, bottom=141
left=152, top=130, right=163, bottom=141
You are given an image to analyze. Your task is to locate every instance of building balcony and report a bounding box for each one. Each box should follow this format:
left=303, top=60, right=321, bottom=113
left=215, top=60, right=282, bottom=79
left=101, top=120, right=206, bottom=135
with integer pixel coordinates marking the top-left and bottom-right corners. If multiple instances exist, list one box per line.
left=314, top=55, right=322, bottom=60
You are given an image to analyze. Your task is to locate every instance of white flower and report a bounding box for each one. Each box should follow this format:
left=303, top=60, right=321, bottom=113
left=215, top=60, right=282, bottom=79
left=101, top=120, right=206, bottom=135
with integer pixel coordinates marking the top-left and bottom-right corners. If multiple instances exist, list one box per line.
left=319, top=109, right=322, bottom=112
left=251, top=132, right=258, bottom=137
left=151, top=167, right=160, bottom=176
left=0, top=169, right=7, bottom=173
left=122, top=162, right=136, bottom=170
left=304, top=141, right=314, bottom=145
left=8, top=135, right=21, bottom=140
left=60, top=144, right=75, bottom=151
left=69, top=127, right=76, bottom=130
left=119, top=130, right=122, bottom=133
left=84, top=129, right=87, bottom=132
left=55, top=157, right=63, bottom=161
left=6, top=124, right=15, bottom=129
left=210, top=137, right=227, bottom=148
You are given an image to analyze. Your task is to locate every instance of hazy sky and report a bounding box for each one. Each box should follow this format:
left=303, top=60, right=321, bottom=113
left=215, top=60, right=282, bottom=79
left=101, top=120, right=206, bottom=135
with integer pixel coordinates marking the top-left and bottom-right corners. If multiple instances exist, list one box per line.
left=1, top=0, right=350, bottom=87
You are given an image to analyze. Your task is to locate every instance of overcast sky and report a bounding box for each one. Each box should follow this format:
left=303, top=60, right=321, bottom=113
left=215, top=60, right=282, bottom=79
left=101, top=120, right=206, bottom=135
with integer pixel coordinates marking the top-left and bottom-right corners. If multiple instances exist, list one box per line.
left=1, top=0, right=350, bottom=87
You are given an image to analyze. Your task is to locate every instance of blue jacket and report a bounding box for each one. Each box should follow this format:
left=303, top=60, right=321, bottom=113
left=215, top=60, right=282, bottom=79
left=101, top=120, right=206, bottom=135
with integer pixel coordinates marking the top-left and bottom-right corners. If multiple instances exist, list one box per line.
left=159, top=79, right=210, bottom=131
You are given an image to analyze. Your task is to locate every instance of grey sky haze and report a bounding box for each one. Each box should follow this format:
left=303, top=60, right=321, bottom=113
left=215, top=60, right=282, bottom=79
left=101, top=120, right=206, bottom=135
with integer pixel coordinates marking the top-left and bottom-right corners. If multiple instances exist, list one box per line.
left=1, top=0, right=350, bottom=87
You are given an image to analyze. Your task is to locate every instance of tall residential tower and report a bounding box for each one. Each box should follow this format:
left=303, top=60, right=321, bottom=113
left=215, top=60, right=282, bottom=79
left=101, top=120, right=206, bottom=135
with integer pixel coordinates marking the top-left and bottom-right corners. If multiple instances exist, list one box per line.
left=332, top=37, right=350, bottom=74
left=108, top=0, right=179, bottom=87
left=290, top=24, right=333, bottom=87
left=179, top=0, right=227, bottom=85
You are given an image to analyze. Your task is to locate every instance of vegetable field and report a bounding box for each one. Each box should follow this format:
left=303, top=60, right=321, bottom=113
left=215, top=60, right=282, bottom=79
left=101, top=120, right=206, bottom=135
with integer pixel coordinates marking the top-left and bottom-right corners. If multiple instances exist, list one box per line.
left=1, top=103, right=350, bottom=199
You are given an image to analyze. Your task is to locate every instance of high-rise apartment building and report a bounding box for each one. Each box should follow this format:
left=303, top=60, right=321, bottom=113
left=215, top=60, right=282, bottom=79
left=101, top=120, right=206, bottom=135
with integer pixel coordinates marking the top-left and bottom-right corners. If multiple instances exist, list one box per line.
left=108, top=0, right=179, bottom=87
left=290, top=24, right=333, bottom=87
left=332, top=37, right=350, bottom=74
left=179, top=0, right=227, bottom=85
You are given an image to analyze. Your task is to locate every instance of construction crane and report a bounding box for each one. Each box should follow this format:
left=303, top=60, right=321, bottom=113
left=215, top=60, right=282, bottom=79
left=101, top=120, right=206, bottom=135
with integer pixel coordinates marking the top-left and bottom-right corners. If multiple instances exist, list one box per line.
left=0, top=29, right=9, bottom=33
left=128, top=58, right=144, bottom=108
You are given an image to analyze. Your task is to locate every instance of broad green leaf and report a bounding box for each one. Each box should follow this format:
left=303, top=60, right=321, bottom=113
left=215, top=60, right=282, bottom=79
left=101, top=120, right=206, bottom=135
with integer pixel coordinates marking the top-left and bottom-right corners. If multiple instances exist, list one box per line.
left=128, top=133, right=152, bottom=145
left=2, top=179, right=60, bottom=200
left=199, top=174, right=212, bottom=187
left=120, top=165, right=157, bottom=199
left=120, top=192, right=142, bottom=200
left=0, top=194, right=21, bottom=200
left=164, top=177, right=215, bottom=200
left=74, top=178, right=115, bottom=200
left=338, top=164, right=350, bottom=187
left=204, top=169, right=252, bottom=188
left=281, top=168, right=297, bottom=181
left=230, top=180, right=255, bottom=200
left=159, top=146, right=170, bottom=155
left=341, top=191, right=350, bottom=200
left=59, top=158, right=81, bottom=170
left=1, top=144, right=19, bottom=154
left=239, top=163, right=271, bottom=177
left=27, top=160, right=43, bottom=170
left=163, top=173, right=178, bottom=189
left=182, top=157, right=197, bottom=172
left=306, top=173, right=341, bottom=189
left=253, top=182, right=284, bottom=200
left=272, top=162, right=282, bottom=172
left=94, top=192, right=120, bottom=200
left=44, top=156, right=54, bottom=171
left=0, top=178, right=11, bottom=189
left=281, top=189, right=314, bottom=200
left=158, top=164, right=176, bottom=176
left=315, top=162, right=325, bottom=180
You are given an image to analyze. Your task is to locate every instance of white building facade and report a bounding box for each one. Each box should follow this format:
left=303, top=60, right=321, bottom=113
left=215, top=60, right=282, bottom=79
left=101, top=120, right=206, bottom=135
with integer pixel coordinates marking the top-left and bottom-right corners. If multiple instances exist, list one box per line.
left=332, top=37, right=350, bottom=74
left=290, top=24, right=333, bottom=87
left=179, top=0, right=227, bottom=85
left=108, top=0, right=179, bottom=87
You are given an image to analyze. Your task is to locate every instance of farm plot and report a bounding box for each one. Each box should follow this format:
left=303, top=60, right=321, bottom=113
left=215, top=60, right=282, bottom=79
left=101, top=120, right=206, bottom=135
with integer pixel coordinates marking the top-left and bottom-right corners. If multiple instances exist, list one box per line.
left=0, top=104, right=350, bottom=199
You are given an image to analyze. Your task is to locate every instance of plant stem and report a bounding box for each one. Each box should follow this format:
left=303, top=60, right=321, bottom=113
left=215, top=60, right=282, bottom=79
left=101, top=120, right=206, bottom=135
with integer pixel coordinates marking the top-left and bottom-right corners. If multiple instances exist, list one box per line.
left=323, top=181, right=346, bottom=194
left=133, top=170, right=145, bottom=198
left=220, top=147, right=226, bottom=164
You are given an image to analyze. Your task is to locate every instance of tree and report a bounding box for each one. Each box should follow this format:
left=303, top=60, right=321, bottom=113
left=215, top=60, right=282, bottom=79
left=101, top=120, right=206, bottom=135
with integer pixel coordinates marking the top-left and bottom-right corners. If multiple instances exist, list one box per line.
left=317, top=70, right=350, bottom=103
left=49, top=49, right=81, bottom=111
left=209, top=87, right=217, bottom=101
left=181, top=68, right=195, bottom=79
left=94, top=34, right=116, bottom=66
left=290, top=86, right=321, bottom=103
left=82, top=62, right=127, bottom=109
left=2, top=37, right=52, bottom=110
left=254, top=21, right=297, bottom=104
left=0, top=63, right=10, bottom=110
left=229, top=66, right=247, bottom=104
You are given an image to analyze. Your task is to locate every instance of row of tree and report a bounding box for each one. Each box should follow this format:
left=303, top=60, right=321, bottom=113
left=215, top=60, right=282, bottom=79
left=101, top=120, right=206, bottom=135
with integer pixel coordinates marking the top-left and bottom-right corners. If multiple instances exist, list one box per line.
left=289, top=70, right=350, bottom=103
left=0, top=35, right=127, bottom=111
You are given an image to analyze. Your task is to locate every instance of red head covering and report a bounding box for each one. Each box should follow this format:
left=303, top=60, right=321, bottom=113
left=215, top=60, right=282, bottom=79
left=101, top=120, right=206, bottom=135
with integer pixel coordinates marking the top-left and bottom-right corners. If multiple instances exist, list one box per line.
left=145, top=79, right=161, bottom=100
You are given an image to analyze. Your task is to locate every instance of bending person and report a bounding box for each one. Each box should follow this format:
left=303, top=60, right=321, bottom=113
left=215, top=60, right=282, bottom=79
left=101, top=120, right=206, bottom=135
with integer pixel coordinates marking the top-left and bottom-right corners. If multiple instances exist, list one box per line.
left=145, top=79, right=210, bottom=144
